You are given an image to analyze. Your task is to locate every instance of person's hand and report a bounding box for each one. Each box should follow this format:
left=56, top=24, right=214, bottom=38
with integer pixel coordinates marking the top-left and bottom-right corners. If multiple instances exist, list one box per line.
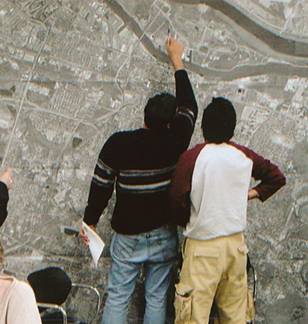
left=166, top=36, right=184, bottom=71
left=0, top=168, right=13, bottom=190
left=248, top=189, right=259, bottom=200
left=79, top=224, right=96, bottom=245
left=79, top=227, right=89, bottom=245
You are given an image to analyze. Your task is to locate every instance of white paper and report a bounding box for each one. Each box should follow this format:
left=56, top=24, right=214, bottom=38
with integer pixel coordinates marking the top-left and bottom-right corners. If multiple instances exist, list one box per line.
left=82, top=221, right=105, bottom=268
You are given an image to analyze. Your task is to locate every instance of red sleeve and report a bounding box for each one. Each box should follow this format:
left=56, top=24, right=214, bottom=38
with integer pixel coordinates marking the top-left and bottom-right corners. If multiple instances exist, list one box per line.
left=169, top=144, right=205, bottom=226
left=251, top=152, right=286, bottom=202
left=230, top=142, right=286, bottom=202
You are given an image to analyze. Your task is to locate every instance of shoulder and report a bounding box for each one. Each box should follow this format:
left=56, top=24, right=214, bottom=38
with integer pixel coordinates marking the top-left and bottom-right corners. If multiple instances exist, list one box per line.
left=104, top=129, right=142, bottom=145
left=228, top=141, right=260, bottom=161
left=0, top=275, right=15, bottom=293
left=178, top=143, right=206, bottom=168
left=100, top=131, right=129, bottom=153
left=8, top=279, right=39, bottom=312
left=181, top=143, right=206, bottom=160
left=6, top=278, right=42, bottom=323
left=11, top=279, right=36, bottom=299
left=99, top=130, right=143, bottom=161
left=0, top=277, right=36, bottom=304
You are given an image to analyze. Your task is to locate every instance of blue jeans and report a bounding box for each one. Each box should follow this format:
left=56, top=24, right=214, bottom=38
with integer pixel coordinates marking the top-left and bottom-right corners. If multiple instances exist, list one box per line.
left=101, top=226, right=178, bottom=324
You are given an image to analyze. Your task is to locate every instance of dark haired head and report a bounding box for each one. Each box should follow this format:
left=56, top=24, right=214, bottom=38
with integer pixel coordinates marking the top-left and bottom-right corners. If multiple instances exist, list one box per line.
left=144, top=93, right=177, bottom=131
left=201, top=97, right=236, bottom=143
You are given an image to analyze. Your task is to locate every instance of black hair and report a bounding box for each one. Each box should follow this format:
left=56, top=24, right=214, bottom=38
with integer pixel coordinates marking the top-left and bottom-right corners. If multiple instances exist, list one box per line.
left=144, top=93, right=177, bottom=130
left=201, top=97, right=236, bottom=143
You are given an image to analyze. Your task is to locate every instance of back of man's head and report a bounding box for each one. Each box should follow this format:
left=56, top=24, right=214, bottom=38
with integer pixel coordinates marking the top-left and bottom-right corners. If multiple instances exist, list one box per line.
left=201, top=97, right=236, bottom=143
left=144, top=93, right=177, bottom=131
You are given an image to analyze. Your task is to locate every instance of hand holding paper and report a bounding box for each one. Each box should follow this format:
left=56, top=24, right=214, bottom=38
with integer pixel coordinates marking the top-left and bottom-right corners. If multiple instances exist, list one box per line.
left=82, top=221, right=105, bottom=268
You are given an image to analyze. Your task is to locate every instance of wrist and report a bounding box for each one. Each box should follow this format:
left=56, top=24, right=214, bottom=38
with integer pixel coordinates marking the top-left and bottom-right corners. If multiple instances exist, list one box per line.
left=170, top=57, right=184, bottom=70
left=248, top=189, right=259, bottom=200
left=253, top=189, right=260, bottom=198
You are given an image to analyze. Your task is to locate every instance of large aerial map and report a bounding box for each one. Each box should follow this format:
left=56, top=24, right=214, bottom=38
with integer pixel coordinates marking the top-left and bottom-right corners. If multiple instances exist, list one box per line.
left=0, top=0, right=307, bottom=323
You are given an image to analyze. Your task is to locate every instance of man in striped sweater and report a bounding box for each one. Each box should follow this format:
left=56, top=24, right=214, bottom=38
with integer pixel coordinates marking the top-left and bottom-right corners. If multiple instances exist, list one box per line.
left=170, top=97, right=286, bottom=324
left=80, top=37, right=198, bottom=324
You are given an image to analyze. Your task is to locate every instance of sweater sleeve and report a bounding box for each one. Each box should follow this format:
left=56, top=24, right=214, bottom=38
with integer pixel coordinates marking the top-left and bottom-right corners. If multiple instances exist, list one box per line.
left=7, top=281, right=42, bottom=324
left=0, top=181, right=9, bottom=228
left=170, top=70, right=198, bottom=154
left=83, top=135, right=118, bottom=226
left=250, top=150, right=286, bottom=202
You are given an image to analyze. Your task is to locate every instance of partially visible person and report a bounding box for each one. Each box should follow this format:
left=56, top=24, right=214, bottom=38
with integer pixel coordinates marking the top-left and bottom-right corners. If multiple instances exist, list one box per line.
left=0, top=168, right=13, bottom=227
left=170, top=97, right=286, bottom=324
left=0, top=253, right=42, bottom=324
left=0, top=168, right=42, bottom=324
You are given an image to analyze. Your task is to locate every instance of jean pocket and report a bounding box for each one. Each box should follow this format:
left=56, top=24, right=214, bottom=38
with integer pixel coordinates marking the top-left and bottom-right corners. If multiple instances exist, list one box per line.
left=174, top=283, right=193, bottom=323
left=111, top=233, right=138, bottom=260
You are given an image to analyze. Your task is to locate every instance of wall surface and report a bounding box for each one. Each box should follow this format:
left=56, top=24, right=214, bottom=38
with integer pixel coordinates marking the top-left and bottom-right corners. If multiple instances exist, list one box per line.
left=0, top=0, right=307, bottom=323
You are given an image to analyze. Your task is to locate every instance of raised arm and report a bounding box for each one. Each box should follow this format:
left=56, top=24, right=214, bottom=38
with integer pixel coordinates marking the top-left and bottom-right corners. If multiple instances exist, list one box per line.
left=166, top=37, right=198, bottom=154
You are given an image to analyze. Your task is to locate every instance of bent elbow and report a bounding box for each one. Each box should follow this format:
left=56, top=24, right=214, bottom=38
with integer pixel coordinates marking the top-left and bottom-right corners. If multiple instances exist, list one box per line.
left=279, top=174, right=287, bottom=188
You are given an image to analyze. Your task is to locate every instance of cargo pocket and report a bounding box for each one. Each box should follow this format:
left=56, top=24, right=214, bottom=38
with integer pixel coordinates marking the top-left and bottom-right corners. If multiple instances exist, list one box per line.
left=174, top=283, right=193, bottom=323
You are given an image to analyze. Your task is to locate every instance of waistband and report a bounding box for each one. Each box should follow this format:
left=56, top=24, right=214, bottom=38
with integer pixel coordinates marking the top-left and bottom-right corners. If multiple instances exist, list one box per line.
left=116, top=224, right=177, bottom=239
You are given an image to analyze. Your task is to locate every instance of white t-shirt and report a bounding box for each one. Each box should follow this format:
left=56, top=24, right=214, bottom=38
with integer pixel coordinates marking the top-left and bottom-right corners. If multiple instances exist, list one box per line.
left=0, top=275, right=42, bottom=324
left=185, top=143, right=252, bottom=240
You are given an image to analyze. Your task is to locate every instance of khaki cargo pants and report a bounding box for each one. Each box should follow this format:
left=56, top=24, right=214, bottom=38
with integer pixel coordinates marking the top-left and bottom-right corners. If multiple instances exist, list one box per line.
left=174, top=232, right=248, bottom=324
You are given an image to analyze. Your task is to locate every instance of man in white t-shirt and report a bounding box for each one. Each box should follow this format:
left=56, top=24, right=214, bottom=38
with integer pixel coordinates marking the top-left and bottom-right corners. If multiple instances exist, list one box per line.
left=170, top=97, right=286, bottom=324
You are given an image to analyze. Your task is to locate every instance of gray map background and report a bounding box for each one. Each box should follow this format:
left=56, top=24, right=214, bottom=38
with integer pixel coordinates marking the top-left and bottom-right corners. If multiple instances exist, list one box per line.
left=0, top=0, right=307, bottom=323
